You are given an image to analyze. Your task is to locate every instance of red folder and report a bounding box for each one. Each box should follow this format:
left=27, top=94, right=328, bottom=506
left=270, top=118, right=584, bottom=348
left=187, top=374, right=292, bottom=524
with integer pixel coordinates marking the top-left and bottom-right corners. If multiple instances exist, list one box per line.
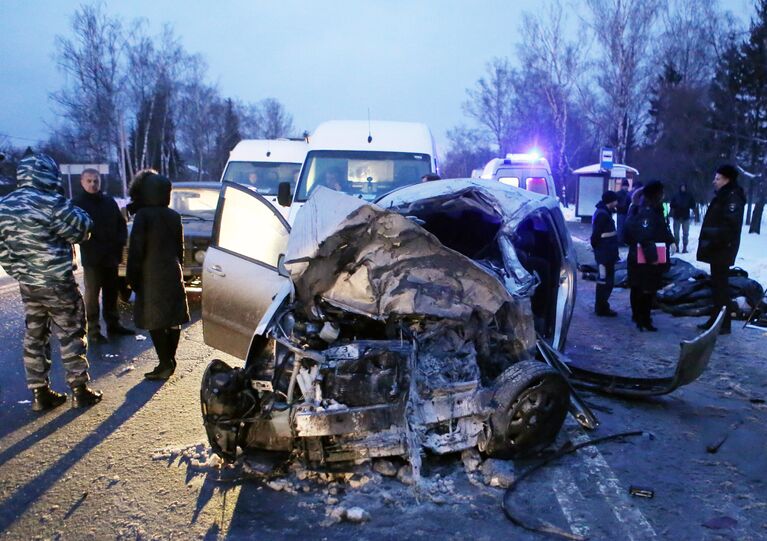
left=637, top=243, right=667, bottom=264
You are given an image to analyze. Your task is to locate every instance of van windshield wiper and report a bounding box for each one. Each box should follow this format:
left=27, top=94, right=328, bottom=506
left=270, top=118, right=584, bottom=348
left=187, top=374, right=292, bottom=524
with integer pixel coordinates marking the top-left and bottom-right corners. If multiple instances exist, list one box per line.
left=177, top=212, right=213, bottom=221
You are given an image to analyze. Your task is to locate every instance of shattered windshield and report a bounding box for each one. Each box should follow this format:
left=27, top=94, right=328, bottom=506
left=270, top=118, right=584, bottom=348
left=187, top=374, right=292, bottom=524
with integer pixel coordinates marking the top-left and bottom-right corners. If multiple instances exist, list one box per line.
left=170, top=187, right=220, bottom=220
left=222, top=161, right=302, bottom=195
left=295, top=150, right=432, bottom=202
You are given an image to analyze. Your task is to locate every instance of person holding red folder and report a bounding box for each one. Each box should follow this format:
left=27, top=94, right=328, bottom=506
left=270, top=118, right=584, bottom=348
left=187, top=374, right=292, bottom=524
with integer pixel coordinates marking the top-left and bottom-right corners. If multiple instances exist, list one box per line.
left=624, top=180, right=675, bottom=331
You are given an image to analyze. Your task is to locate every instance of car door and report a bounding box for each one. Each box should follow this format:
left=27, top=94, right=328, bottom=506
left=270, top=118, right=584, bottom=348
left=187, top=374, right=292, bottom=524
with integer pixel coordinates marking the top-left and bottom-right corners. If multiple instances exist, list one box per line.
left=202, top=182, right=291, bottom=359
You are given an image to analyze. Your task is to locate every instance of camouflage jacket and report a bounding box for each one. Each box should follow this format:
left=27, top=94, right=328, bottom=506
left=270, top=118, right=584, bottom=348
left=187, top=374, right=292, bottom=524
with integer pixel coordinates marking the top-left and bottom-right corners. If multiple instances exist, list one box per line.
left=0, top=154, right=92, bottom=286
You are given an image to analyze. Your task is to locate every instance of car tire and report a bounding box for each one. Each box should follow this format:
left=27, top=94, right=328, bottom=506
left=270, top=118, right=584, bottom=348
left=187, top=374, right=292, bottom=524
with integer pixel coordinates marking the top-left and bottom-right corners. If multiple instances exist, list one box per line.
left=483, top=360, right=569, bottom=458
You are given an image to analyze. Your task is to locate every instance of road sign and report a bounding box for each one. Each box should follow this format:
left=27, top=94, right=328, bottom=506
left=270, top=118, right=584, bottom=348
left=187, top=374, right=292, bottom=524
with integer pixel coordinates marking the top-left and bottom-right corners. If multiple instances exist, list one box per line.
left=600, top=148, right=614, bottom=171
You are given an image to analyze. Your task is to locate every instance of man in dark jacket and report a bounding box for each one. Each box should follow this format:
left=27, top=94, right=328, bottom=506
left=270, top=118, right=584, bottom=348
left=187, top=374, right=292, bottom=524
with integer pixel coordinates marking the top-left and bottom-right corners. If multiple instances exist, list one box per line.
left=615, top=179, right=631, bottom=245
left=0, top=153, right=102, bottom=411
left=696, top=164, right=746, bottom=334
left=591, top=190, right=620, bottom=316
left=669, top=183, right=695, bottom=253
left=73, top=169, right=134, bottom=342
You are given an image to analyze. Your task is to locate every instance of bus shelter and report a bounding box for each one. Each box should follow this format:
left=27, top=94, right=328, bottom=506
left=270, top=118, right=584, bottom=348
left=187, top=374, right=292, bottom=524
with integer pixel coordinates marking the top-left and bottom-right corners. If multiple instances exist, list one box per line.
left=573, top=163, right=639, bottom=221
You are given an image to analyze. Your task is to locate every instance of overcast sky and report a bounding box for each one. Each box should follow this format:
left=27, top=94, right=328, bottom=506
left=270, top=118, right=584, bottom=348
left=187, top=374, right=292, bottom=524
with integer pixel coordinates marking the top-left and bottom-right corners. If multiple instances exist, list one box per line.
left=0, top=0, right=756, bottom=153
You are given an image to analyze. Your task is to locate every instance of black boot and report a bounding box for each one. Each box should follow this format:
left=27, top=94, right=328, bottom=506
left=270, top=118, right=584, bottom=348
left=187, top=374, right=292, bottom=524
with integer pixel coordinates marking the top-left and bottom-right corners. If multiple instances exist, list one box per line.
left=145, top=329, right=175, bottom=380
left=32, top=386, right=67, bottom=412
left=144, top=359, right=175, bottom=380
left=168, top=328, right=181, bottom=366
left=72, top=385, right=103, bottom=408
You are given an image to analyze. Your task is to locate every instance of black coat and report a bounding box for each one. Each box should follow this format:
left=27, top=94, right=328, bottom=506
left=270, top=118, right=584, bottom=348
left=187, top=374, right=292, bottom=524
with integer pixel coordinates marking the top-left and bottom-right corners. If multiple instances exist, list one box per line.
left=73, top=191, right=127, bottom=267
left=127, top=206, right=189, bottom=330
left=669, top=190, right=695, bottom=220
left=615, top=189, right=631, bottom=215
left=624, top=203, right=675, bottom=290
left=590, top=202, right=619, bottom=265
left=697, top=182, right=746, bottom=266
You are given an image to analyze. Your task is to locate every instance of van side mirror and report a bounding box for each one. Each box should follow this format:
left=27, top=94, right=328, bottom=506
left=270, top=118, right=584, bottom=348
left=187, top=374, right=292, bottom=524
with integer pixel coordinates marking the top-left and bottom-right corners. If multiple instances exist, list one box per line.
left=277, top=182, right=292, bottom=207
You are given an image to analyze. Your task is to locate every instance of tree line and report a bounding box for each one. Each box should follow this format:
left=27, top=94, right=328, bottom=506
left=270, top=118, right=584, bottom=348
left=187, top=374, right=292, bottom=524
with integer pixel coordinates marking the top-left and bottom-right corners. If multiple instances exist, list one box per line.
left=443, top=0, right=767, bottom=224
left=1, top=3, right=294, bottom=190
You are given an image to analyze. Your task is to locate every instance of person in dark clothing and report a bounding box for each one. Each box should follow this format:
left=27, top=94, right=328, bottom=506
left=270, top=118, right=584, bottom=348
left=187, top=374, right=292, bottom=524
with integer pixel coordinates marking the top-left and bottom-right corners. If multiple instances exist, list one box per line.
left=624, top=180, right=675, bottom=332
left=669, top=183, right=696, bottom=253
left=625, top=184, right=645, bottom=322
left=591, top=190, right=620, bottom=316
left=615, top=179, right=631, bottom=245
left=126, top=170, right=190, bottom=379
left=696, top=164, right=746, bottom=335
left=73, top=169, right=134, bottom=343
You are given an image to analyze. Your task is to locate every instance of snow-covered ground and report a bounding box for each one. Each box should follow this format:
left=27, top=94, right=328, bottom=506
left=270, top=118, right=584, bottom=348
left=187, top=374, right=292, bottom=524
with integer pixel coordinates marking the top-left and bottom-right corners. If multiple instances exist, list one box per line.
left=561, top=204, right=767, bottom=289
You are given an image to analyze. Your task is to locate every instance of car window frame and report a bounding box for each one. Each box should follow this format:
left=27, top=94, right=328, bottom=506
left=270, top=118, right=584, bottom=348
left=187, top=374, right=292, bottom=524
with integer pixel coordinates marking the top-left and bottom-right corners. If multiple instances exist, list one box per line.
left=211, top=181, right=292, bottom=272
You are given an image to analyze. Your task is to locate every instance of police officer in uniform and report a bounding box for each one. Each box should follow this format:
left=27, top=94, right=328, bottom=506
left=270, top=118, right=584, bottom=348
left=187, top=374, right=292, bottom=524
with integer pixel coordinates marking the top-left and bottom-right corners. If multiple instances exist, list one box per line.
left=696, top=164, right=746, bottom=335
left=591, top=190, right=620, bottom=316
left=624, top=180, right=675, bottom=332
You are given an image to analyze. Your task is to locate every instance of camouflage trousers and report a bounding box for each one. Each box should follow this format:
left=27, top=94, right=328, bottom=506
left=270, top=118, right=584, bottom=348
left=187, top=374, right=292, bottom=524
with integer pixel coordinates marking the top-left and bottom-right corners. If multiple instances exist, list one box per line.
left=18, top=280, right=90, bottom=390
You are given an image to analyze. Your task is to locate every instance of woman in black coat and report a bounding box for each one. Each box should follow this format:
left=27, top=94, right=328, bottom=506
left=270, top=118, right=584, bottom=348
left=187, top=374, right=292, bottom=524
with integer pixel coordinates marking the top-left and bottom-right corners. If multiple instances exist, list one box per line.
left=624, top=180, right=675, bottom=332
left=127, top=170, right=190, bottom=379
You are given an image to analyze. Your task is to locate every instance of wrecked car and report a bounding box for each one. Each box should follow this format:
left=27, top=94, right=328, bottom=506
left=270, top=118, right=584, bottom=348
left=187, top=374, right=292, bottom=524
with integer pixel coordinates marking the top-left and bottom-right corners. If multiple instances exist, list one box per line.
left=199, top=178, right=723, bottom=466
left=201, top=178, right=579, bottom=465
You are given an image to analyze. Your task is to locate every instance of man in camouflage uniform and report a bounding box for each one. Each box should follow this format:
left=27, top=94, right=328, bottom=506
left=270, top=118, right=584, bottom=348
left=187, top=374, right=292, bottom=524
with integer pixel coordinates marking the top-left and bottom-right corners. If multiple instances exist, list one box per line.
left=0, top=153, right=103, bottom=411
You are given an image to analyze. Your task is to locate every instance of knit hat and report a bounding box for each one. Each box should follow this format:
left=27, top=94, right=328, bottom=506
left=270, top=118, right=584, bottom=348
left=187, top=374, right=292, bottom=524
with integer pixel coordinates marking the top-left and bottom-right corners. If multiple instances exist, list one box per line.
left=601, top=190, right=618, bottom=204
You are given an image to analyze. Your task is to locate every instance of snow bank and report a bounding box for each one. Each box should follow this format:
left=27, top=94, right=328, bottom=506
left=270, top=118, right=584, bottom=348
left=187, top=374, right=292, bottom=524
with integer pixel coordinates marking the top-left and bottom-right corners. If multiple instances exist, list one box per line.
left=562, top=203, right=767, bottom=289
left=670, top=221, right=767, bottom=289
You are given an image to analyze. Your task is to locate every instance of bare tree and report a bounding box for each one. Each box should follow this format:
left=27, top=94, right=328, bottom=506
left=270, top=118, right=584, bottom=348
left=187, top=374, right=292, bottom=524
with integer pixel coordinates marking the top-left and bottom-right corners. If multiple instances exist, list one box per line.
left=582, top=0, right=663, bottom=163
left=124, top=23, right=195, bottom=178
left=258, top=98, right=294, bottom=139
left=52, top=3, right=124, bottom=165
left=463, top=58, right=516, bottom=154
left=176, top=60, right=222, bottom=181
left=657, top=0, right=734, bottom=85
left=519, top=0, right=584, bottom=193
left=442, top=127, right=495, bottom=178
left=239, top=99, right=294, bottom=139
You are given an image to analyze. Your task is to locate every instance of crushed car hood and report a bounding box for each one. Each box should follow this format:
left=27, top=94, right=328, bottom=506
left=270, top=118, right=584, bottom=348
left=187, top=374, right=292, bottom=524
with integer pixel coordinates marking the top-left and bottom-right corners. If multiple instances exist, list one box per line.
left=284, top=186, right=514, bottom=322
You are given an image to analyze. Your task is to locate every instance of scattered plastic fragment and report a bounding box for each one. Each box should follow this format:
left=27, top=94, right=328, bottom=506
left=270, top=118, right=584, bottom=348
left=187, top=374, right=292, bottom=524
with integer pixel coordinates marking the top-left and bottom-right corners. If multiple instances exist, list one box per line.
left=135, top=334, right=147, bottom=341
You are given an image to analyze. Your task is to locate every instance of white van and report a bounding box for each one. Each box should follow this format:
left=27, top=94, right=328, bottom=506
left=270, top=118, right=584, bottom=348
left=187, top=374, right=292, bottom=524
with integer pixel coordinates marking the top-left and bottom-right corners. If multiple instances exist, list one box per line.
left=221, top=139, right=308, bottom=218
left=481, top=153, right=557, bottom=198
left=278, top=120, right=438, bottom=223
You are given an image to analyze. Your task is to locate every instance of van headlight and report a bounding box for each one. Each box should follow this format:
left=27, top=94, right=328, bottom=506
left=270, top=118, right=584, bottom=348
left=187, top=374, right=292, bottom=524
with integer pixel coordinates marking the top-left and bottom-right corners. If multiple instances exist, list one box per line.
left=194, top=249, right=207, bottom=264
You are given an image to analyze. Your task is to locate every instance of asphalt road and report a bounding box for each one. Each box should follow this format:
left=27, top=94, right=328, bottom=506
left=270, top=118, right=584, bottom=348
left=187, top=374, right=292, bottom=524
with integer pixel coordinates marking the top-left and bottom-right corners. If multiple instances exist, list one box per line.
left=0, top=228, right=765, bottom=540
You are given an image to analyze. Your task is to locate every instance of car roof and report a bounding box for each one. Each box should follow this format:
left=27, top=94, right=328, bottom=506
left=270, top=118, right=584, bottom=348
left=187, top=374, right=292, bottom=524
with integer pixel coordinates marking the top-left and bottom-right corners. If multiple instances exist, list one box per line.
left=228, top=139, right=308, bottom=164
left=171, top=181, right=223, bottom=190
left=309, top=120, right=435, bottom=155
left=378, top=177, right=552, bottom=206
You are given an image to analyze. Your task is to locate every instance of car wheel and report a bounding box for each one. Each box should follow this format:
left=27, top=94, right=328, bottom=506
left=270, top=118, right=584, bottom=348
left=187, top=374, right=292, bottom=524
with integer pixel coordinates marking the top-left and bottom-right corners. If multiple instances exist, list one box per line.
left=483, top=360, right=569, bottom=458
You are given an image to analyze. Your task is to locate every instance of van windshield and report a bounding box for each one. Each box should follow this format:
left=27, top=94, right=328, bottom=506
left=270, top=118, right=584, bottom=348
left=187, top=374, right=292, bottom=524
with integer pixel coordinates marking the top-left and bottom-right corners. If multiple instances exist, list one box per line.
left=222, top=161, right=302, bottom=195
left=295, top=150, right=432, bottom=202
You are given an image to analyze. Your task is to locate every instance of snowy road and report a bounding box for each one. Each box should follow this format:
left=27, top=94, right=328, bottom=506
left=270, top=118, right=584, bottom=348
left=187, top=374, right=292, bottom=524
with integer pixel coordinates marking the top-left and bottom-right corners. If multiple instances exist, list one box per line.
left=0, top=230, right=765, bottom=539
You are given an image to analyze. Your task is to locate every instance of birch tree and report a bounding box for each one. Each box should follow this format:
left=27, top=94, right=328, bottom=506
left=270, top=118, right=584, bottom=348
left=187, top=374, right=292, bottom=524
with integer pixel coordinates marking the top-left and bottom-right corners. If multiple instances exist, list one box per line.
left=583, top=0, right=663, bottom=162
left=52, top=3, right=124, bottom=165
left=463, top=58, right=516, bottom=154
left=518, top=0, right=584, bottom=194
